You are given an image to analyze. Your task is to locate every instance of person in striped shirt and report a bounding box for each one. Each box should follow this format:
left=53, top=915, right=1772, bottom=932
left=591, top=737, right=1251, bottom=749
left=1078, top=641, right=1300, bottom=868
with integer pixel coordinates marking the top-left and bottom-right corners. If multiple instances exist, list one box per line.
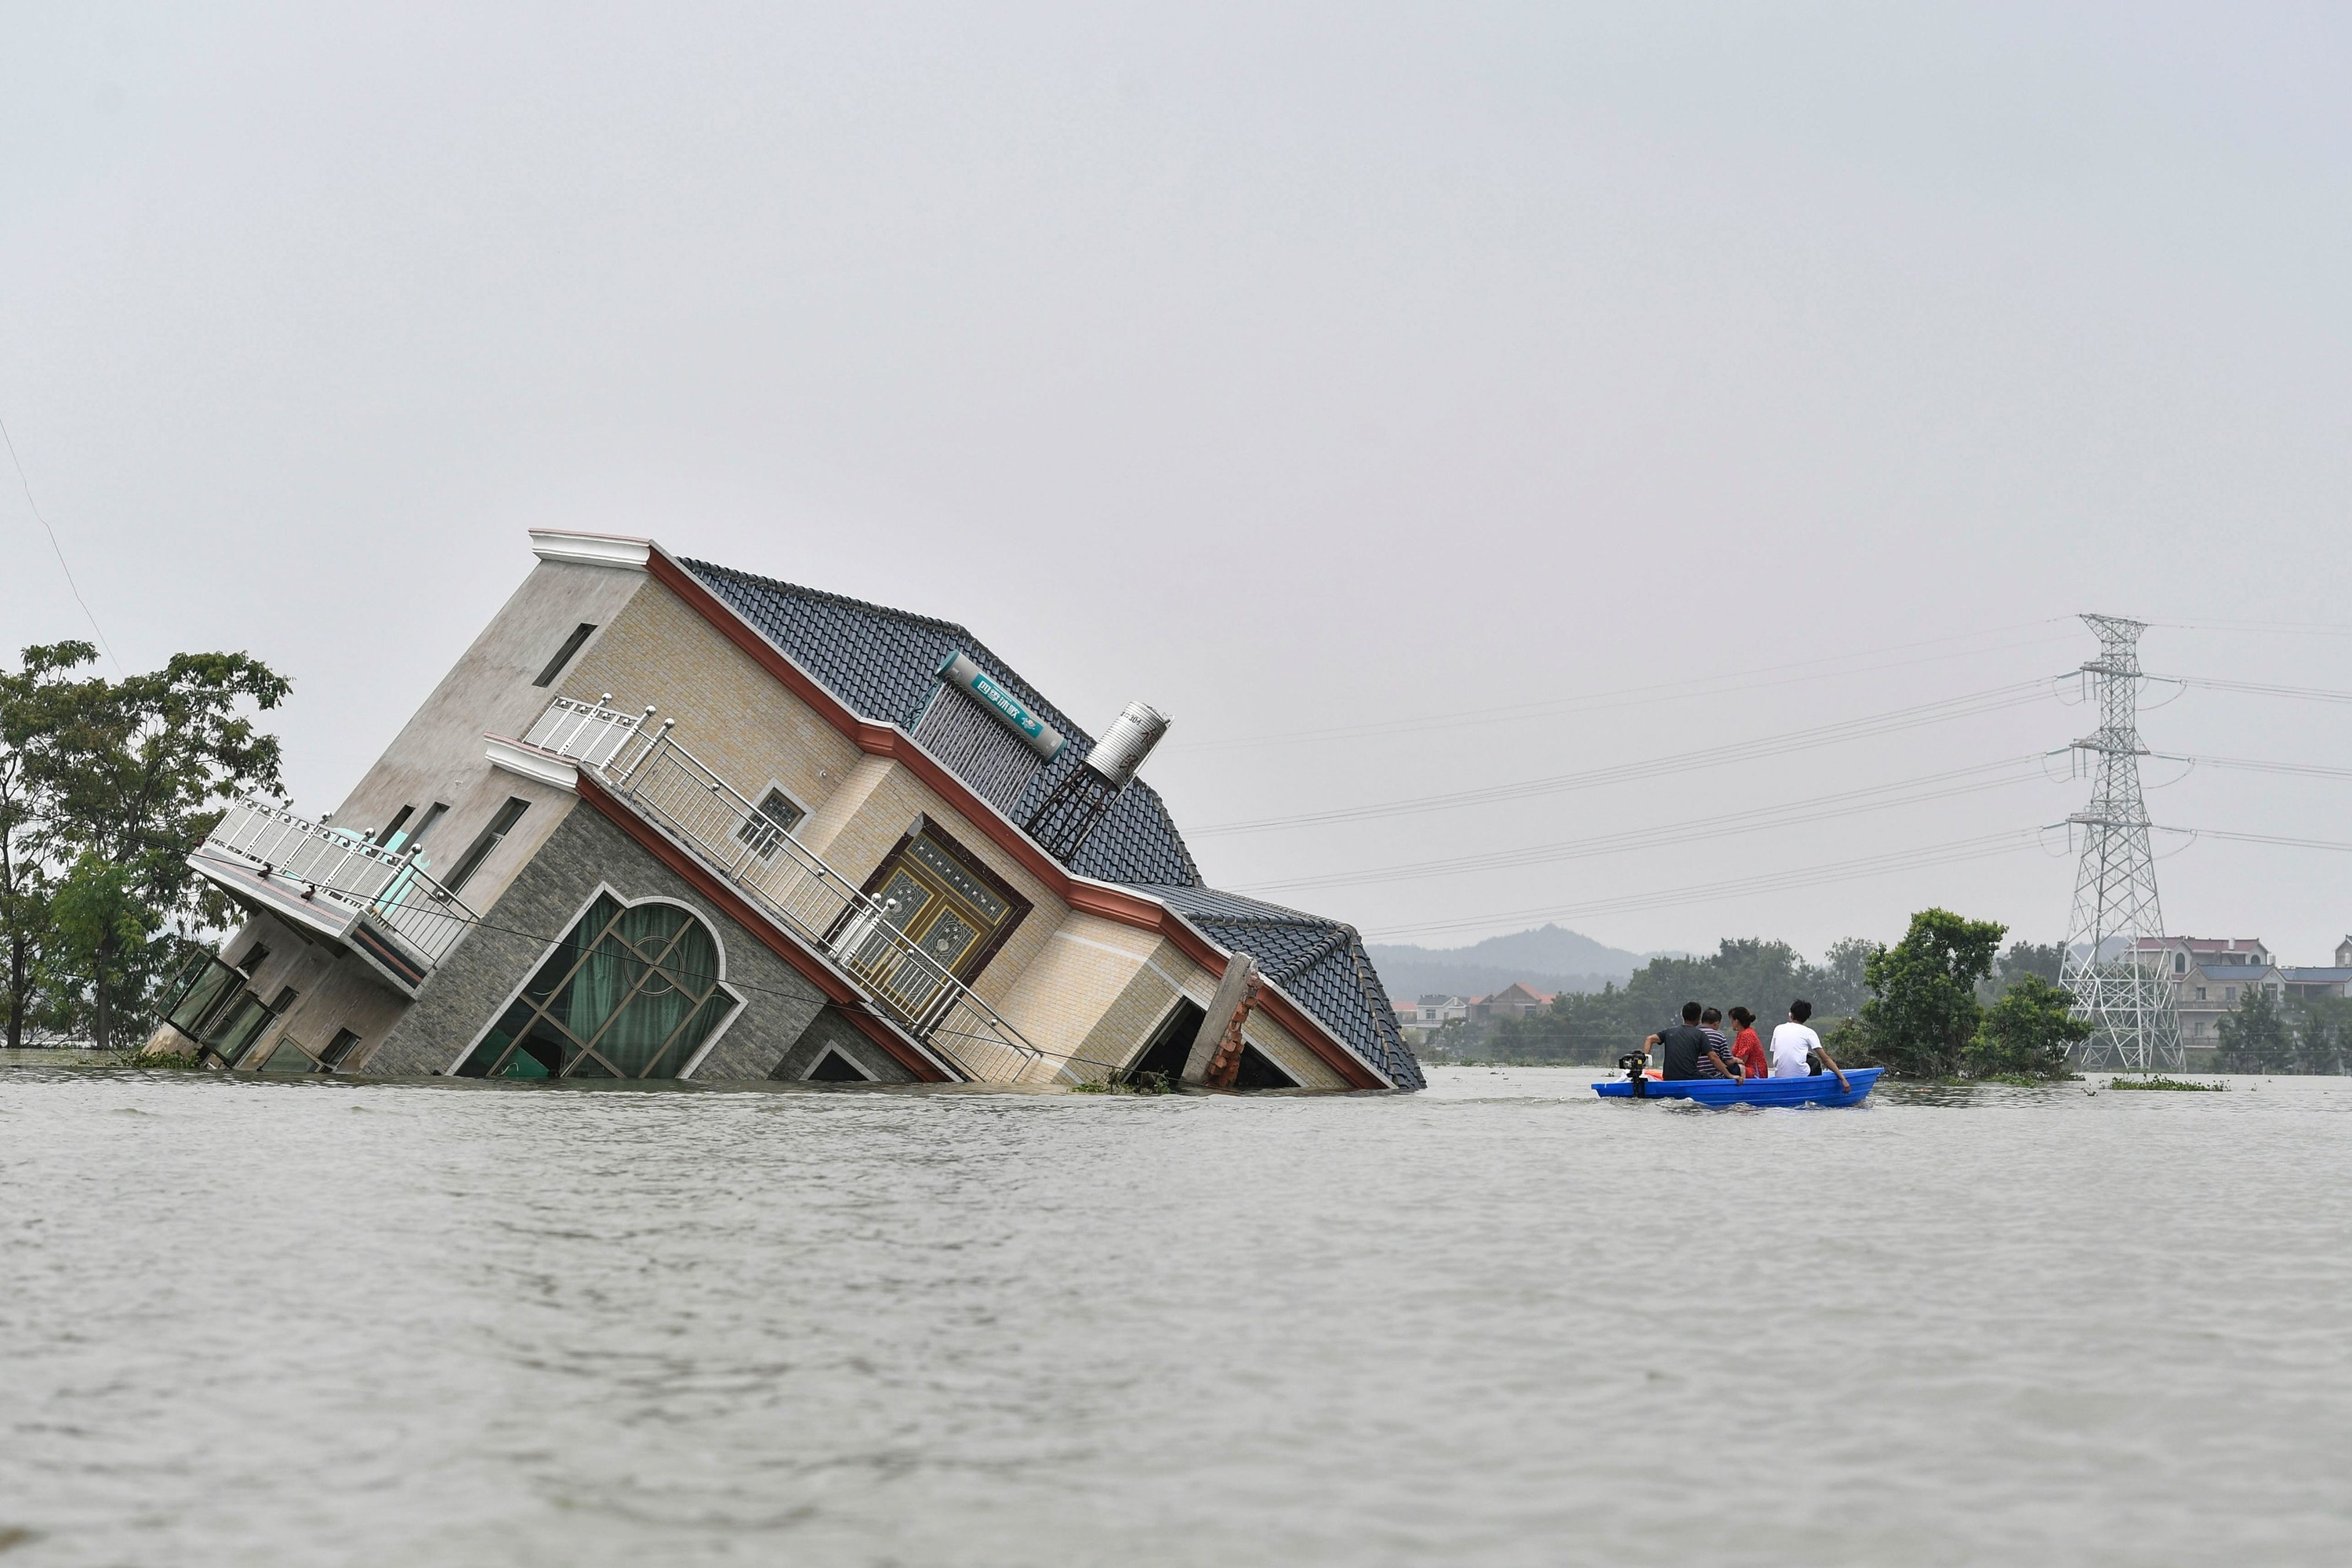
left=1700, top=1008, right=1739, bottom=1080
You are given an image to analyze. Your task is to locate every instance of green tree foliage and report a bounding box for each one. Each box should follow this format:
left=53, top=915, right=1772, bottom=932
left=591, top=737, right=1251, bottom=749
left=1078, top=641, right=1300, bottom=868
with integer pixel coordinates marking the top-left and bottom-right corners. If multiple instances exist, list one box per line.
left=2215, top=984, right=2292, bottom=1074
left=1849, top=908, right=2006, bottom=1078
left=0, top=642, right=289, bottom=1051
left=1965, top=973, right=2090, bottom=1080
left=2292, top=997, right=2350, bottom=1077
left=1977, top=939, right=2065, bottom=1003
left=1, top=701, right=44, bottom=1048
left=1489, top=936, right=1873, bottom=1064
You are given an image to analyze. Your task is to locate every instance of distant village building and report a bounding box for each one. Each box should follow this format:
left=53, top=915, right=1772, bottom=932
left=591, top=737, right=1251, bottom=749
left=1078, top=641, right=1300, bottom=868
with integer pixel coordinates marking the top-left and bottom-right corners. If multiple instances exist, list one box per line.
left=151, top=532, right=1421, bottom=1091
left=2130, top=935, right=2352, bottom=1045
left=1472, top=983, right=1555, bottom=1022
left=2281, top=936, right=2352, bottom=1005
left=1398, top=995, right=1471, bottom=1030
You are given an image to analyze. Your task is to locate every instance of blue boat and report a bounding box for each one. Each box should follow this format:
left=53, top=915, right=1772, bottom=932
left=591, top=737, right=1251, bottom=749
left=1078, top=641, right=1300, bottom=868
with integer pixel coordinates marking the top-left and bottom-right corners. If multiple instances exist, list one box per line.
left=1592, top=1066, right=1882, bottom=1108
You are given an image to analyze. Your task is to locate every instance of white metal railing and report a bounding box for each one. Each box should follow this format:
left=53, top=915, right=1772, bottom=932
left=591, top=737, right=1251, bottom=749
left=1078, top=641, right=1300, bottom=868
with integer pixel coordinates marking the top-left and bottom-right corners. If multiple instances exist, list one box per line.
left=551, top=704, right=1047, bottom=1083
left=524, top=694, right=644, bottom=768
left=197, top=802, right=477, bottom=971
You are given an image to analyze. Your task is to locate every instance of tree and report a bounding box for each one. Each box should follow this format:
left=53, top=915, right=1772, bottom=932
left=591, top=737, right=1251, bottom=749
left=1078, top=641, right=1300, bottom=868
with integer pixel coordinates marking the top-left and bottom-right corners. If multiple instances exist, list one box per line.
left=1965, top=973, right=2089, bottom=1080
left=1851, top=909, right=2006, bottom=1078
left=0, top=648, right=72, bottom=1048
left=1501, top=936, right=1882, bottom=1064
left=2293, top=997, right=2350, bottom=1077
left=2216, top=985, right=2292, bottom=1075
left=1814, top=937, right=1877, bottom=1018
left=1979, top=940, right=2064, bottom=1003
left=5, top=642, right=289, bottom=1051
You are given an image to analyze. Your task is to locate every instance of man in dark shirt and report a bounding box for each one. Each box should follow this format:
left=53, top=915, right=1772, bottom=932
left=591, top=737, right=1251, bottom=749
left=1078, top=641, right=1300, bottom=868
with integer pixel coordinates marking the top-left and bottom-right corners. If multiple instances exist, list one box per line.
left=1646, top=1001, right=1739, bottom=1080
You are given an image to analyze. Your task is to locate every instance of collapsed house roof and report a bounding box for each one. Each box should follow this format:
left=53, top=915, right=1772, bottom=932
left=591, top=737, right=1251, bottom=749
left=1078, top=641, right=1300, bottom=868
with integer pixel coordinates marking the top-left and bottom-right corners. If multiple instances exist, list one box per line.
left=681, top=557, right=1424, bottom=1090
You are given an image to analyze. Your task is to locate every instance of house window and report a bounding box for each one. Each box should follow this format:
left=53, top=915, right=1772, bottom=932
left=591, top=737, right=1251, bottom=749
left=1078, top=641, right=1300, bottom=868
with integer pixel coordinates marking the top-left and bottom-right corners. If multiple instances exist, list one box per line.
left=2225, top=986, right=2237, bottom=1003
left=408, top=802, right=450, bottom=848
left=735, top=787, right=807, bottom=855
left=533, top=623, right=598, bottom=688
left=806, top=1047, right=872, bottom=1082
left=2174, top=952, right=2187, bottom=974
left=236, top=987, right=308, bottom=1072
left=2194, top=987, right=2205, bottom=1001
left=318, top=1029, right=365, bottom=1070
left=1232, top=1044, right=1299, bottom=1089
left=226, top=987, right=302, bottom=1069
left=443, top=798, right=531, bottom=895
left=456, top=894, right=741, bottom=1080
left=1123, top=997, right=1208, bottom=1085
left=375, top=805, right=415, bottom=848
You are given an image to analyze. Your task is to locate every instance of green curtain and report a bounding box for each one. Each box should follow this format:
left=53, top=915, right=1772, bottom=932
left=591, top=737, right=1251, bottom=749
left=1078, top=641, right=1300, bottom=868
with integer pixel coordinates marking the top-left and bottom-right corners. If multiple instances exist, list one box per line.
left=588, top=906, right=717, bottom=1077
left=458, top=896, right=735, bottom=1080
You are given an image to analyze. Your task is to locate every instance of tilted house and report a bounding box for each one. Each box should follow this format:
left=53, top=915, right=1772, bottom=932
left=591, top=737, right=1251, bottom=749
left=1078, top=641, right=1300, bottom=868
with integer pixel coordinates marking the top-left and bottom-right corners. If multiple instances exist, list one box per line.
left=154, top=532, right=1422, bottom=1091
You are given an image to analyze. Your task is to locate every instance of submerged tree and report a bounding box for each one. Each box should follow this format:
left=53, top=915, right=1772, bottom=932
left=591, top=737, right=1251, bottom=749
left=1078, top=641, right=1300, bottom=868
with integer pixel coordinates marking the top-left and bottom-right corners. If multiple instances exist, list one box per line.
left=1851, top=909, right=2006, bottom=1079
left=2, top=642, right=289, bottom=1051
left=2216, top=985, right=2292, bottom=1075
left=0, top=664, right=52, bottom=1049
left=1965, top=973, right=2089, bottom=1080
left=2293, top=997, right=2351, bottom=1077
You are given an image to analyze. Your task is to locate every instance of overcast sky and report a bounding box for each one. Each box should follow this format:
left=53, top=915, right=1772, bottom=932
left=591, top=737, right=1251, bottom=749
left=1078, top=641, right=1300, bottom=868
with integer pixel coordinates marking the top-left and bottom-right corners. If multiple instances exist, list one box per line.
left=5, top=4, right=2350, bottom=963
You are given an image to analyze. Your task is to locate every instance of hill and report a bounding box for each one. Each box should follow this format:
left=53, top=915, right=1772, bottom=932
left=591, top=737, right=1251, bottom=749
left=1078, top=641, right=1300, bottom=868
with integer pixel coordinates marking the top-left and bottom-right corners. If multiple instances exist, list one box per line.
left=1367, top=924, right=1675, bottom=1002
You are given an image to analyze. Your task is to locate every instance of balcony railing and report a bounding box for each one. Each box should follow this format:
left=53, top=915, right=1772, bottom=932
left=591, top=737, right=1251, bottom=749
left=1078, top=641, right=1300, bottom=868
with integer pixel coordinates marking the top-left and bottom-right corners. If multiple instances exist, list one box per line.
left=524, top=695, right=644, bottom=768
left=534, top=701, right=1049, bottom=1083
left=196, top=802, right=478, bottom=973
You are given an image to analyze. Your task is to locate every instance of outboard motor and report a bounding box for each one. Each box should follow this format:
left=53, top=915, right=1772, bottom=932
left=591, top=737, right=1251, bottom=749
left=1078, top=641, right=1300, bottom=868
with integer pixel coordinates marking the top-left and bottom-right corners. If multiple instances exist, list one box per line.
left=1616, top=1050, right=1650, bottom=1098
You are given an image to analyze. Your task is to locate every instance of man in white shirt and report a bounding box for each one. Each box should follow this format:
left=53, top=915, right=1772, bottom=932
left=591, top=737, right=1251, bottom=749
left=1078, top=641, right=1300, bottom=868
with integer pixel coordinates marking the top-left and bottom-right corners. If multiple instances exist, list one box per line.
left=1769, top=999, right=1849, bottom=1091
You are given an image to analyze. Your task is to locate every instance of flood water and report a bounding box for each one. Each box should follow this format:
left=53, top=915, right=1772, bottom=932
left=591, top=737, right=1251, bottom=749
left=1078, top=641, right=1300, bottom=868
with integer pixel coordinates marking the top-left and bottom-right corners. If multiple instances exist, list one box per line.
left=3, top=1063, right=2347, bottom=1566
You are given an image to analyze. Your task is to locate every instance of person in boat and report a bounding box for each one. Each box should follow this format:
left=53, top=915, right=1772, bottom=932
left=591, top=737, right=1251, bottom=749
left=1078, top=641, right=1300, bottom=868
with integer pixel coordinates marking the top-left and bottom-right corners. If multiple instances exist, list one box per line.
left=1699, top=1007, right=1740, bottom=1079
left=1770, top=999, right=1850, bottom=1091
left=1646, top=1002, right=1740, bottom=1080
left=1726, top=1006, right=1769, bottom=1080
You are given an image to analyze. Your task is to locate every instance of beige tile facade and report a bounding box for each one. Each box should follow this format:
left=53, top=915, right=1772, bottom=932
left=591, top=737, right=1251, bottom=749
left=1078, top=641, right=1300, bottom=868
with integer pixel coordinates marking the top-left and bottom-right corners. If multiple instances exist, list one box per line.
left=550, top=575, right=1075, bottom=1017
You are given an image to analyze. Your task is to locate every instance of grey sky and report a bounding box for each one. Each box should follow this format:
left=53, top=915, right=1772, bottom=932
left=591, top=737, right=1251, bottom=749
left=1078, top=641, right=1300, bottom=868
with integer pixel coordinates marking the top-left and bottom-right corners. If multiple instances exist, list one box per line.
left=5, top=5, right=2349, bottom=963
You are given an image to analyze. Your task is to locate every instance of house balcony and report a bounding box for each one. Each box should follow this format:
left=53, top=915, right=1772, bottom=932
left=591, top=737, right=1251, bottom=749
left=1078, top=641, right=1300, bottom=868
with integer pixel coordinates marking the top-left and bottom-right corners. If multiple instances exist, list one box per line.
left=509, top=697, right=1052, bottom=1084
left=189, top=803, right=477, bottom=993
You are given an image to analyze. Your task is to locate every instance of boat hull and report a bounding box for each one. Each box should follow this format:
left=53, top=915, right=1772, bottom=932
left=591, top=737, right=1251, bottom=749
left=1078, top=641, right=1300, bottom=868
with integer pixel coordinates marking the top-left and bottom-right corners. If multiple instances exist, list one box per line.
left=1592, top=1066, right=1881, bottom=1108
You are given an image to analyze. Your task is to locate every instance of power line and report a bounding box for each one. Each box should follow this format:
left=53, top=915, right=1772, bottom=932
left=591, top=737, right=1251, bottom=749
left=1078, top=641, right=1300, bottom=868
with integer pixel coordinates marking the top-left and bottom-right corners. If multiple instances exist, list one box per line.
left=1169, top=620, right=2076, bottom=754
left=2147, top=617, right=2352, bottom=637
left=0, top=412, right=121, bottom=675
left=2152, top=753, right=2352, bottom=782
left=2154, top=826, right=2352, bottom=855
left=1235, top=754, right=2057, bottom=895
left=2147, top=674, right=2352, bottom=704
left=1360, top=828, right=2049, bottom=943
left=1196, top=677, right=2060, bottom=837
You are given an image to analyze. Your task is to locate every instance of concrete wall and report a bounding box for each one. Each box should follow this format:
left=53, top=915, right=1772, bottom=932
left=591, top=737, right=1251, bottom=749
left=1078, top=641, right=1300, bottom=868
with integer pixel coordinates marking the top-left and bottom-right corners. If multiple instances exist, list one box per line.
left=359, top=803, right=913, bottom=1083
left=992, top=914, right=1350, bottom=1088
left=326, top=555, right=652, bottom=913
left=212, top=910, right=413, bottom=1070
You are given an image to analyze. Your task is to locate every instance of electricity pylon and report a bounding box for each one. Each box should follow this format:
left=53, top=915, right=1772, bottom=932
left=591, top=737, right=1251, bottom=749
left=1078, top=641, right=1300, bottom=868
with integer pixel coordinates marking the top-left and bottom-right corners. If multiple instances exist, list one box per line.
left=2059, top=614, right=2183, bottom=1071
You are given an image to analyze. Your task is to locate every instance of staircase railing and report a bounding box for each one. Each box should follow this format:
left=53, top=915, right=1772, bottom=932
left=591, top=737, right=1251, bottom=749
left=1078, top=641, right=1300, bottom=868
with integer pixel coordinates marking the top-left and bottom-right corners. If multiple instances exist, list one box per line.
left=537, top=703, right=1048, bottom=1083
left=197, top=802, right=477, bottom=971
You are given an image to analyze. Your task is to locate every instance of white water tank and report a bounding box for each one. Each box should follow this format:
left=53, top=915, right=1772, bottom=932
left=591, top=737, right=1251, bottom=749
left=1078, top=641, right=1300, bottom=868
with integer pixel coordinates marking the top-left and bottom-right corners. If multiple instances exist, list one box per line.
left=1083, top=702, right=1171, bottom=787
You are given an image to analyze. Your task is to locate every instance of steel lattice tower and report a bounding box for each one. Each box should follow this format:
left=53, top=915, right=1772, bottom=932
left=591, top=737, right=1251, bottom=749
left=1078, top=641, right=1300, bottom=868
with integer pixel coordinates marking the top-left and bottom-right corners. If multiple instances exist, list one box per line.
left=2059, top=615, right=2183, bottom=1071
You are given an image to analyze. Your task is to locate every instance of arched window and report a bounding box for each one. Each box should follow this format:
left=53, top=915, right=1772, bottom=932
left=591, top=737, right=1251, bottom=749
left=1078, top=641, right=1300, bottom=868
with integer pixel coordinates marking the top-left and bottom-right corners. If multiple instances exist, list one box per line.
left=456, top=893, right=741, bottom=1080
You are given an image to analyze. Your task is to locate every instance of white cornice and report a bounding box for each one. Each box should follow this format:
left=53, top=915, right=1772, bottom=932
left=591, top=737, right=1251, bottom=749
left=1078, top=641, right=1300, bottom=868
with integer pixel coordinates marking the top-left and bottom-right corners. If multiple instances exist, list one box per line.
left=485, top=736, right=581, bottom=791
left=529, top=531, right=653, bottom=571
